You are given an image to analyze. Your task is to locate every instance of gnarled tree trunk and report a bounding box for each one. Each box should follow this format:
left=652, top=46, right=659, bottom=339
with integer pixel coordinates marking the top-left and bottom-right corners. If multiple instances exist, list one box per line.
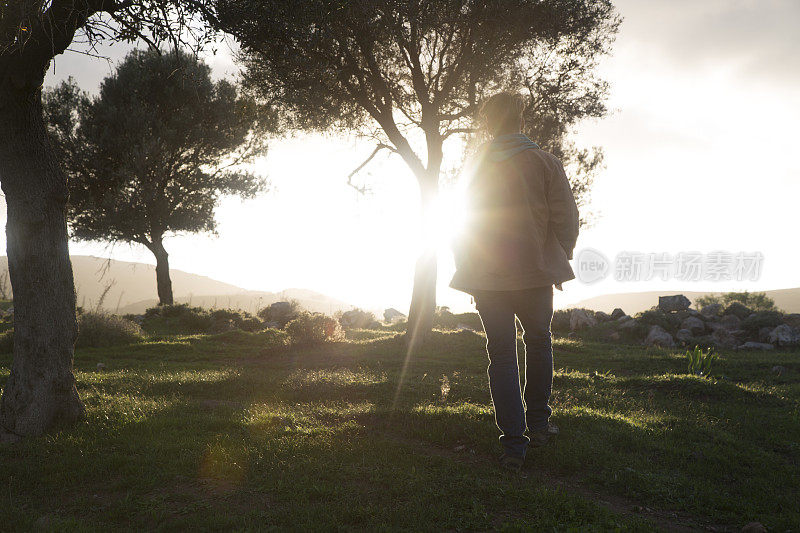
left=0, top=86, right=84, bottom=437
left=149, top=237, right=173, bottom=306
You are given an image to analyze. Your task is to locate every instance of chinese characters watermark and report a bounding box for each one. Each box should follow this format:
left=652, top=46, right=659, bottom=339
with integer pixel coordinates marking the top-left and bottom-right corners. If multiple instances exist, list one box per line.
left=574, top=248, right=763, bottom=284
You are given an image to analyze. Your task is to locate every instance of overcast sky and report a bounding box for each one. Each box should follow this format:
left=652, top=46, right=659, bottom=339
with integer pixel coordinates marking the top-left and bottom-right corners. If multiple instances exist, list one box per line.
left=16, top=0, right=800, bottom=312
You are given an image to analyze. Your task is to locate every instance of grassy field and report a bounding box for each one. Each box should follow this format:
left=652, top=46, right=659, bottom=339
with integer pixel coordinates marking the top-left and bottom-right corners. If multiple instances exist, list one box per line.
left=1, top=329, right=798, bottom=531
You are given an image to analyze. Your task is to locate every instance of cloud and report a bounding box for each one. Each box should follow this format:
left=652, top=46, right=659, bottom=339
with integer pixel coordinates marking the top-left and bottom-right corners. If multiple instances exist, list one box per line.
left=615, top=0, right=800, bottom=82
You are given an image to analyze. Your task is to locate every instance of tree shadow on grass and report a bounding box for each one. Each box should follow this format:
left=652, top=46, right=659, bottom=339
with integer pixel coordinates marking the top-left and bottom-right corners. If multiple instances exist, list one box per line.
left=0, top=394, right=646, bottom=531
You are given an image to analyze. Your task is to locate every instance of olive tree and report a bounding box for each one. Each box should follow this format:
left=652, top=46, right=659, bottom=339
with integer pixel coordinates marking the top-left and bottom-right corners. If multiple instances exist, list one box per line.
left=45, top=49, right=270, bottom=306
left=0, top=0, right=214, bottom=437
left=205, top=0, right=620, bottom=344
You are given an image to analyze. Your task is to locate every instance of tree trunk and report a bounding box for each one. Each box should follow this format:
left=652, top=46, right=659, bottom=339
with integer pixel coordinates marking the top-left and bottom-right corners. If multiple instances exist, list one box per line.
left=0, top=88, right=84, bottom=437
left=406, top=179, right=439, bottom=349
left=150, top=238, right=174, bottom=306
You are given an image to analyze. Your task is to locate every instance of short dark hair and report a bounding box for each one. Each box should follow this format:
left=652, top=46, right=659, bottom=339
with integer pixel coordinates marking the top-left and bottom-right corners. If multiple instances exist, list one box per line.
left=479, top=92, right=525, bottom=135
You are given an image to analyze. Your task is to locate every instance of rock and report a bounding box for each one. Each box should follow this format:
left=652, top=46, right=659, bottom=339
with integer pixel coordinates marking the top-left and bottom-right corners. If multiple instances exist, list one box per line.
left=264, top=321, right=280, bottom=329
left=700, top=303, right=723, bottom=317
left=758, top=326, right=773, bottom=343
left=383, top=308, right=407, bottom=324
left=772, top=365, right=787, bottom=376
left=768, top=324, right=800, bottom=347
left=594, top=311, right=611, bottom=322
left=712, top=328, right=737, bottom=349
left=96, top=362, right=106, bottom=372
left=680, top=316, right=705, bottom=336
left=570, top=309, right=597, bottom=331
left=644, top=325, right=675, bottom=347
left=617, top=317, right=638, bottom=330
left=723, top=302, right=752, bottom=320
left=608, top=331, right=621, bottom=342
left=737, top=342, right=774, bottom=351
left=783, top=313, right=800, bottom=329
left=658, top=295, right=691, bottom=313
left=675, top=329, right=693, bottom=343
left=720, top=314, right=742, bottom=330
left=741, top=522, right=766, bottom=533
left=610, top=308, right=626, bottom=320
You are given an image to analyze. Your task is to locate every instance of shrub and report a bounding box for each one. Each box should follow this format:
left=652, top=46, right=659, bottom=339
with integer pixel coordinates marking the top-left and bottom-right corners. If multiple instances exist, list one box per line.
left=686, top=345, right=717, bottom=377
left=142, top=304, right=263, bottom=335
left=338, top=308, right=379, bottom=329
left=741, top=310, right=784, bottom=333
left=635, top=308, right=678, bottom=331
left=433, top=306, right=458, bottom=329
left=257, top=300, right=301, bottom=328
left=551, top=309, right=571, bottom=334
left=453, top=312, right=483, bottom=331
left=76, top=312, right=145, bottom=348
left=285, top=312, right=344, bottom=346
left=696, top=291, right=777, bottom=312
left=142, top=304, right=213, bottom=334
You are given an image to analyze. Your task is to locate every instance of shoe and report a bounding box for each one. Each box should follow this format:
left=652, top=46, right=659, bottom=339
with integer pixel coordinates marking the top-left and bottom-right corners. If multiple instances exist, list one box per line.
left=529, top=422, right=559, bottom=447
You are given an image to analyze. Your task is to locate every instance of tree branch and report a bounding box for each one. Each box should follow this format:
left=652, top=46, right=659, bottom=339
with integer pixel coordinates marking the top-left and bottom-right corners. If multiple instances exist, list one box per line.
left=345, top=142, right=395, bottom=194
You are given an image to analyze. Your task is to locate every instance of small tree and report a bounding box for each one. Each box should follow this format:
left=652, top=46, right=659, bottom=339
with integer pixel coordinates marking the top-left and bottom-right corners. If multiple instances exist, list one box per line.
left=207, top=0, right=619, bottom=344
left=45, top=49, right=271, bottom=305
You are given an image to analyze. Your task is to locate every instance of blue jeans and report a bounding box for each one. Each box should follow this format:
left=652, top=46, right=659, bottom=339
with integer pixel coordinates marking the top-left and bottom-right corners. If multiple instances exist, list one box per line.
left=473, top=286, right=554, bottom=458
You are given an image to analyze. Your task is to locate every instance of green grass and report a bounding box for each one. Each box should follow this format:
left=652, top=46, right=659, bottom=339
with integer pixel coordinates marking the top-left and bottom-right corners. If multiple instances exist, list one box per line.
left=1, top=331, right=798, bottom=531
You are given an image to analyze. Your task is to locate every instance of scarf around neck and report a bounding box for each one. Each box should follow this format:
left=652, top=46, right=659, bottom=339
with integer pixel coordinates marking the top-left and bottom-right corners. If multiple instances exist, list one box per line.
left=487, top=133, right=540, bottom=162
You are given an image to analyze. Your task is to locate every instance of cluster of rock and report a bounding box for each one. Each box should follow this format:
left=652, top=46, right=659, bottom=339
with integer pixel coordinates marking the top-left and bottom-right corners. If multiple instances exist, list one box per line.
left=565, top=295, right=800, bottom=351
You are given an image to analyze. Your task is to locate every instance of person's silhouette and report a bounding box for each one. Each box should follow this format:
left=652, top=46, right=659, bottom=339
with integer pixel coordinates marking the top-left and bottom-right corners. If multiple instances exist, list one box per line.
left=450, top=92, right=579, bottom=471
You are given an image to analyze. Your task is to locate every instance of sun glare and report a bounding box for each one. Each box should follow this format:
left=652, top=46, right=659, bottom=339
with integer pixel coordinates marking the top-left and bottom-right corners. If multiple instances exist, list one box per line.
left=427, top=187, right=468, bottom=254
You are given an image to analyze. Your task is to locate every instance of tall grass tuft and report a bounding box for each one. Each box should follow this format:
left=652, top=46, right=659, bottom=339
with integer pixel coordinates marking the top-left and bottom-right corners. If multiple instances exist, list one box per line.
left=77, top=311, right=145, bottom=348
left=686, top=345, right=717, bottom=377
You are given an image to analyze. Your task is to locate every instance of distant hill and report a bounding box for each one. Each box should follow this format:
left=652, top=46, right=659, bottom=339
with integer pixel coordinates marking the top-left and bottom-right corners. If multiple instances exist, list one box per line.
left=0, top=256, right=355, bottom=315
left=570, top=288, right=800, bottom=314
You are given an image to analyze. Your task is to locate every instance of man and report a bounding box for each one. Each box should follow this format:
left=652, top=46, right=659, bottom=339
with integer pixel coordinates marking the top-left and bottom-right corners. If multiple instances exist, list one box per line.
left=450, top=92, right=579, bottom=471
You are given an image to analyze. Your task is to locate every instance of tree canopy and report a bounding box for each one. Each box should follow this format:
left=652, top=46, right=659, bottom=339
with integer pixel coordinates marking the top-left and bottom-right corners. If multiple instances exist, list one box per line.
left=208, top=0, right=620, bottom=337
left=45, top=48, right=272, bottom=304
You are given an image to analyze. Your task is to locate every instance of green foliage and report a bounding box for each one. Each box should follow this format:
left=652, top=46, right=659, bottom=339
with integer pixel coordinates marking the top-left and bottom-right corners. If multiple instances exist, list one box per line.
left=285, top=312, right=345, bottom=346
left=142, top=304, right=262, bottom=335
left=696, top=292, right=777, bottom=312
left=76, top=312, right=146, bottom=348
left=551, top=309, right=572, bottom=334
left=1, top=312, right=146, bottom=352
left=257, top=300, right=301, bottom=328
left=741, top=311, right=784, bottom=333
left=43, top=49, right=274, bottom=304
left=338, top=308, right=379, bottom=329
left=686, top=346, right=717, bottom=377
left=432, top=306, right=458, bottom=329
left=634, top=308, right=678, bottom=331
left=45, top=50, right=271, bottom=246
